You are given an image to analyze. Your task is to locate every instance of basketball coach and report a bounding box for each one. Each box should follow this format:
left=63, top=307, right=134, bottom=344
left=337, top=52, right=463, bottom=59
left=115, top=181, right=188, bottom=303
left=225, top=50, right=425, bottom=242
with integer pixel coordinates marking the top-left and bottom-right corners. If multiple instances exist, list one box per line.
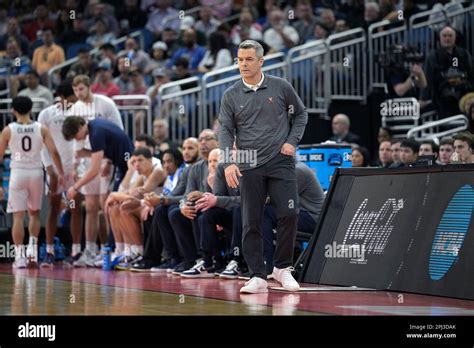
left=219, top=40, right=308, bottom=294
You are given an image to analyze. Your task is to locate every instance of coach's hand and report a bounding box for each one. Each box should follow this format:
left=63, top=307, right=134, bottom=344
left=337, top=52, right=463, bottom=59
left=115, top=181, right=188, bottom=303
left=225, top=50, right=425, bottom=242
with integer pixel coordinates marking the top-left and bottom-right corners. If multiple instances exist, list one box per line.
left=225, top=164, right=242, bottom=188
left=280, top=143, right=296, bottom=157
left=180, top=202, right=197, bottom=220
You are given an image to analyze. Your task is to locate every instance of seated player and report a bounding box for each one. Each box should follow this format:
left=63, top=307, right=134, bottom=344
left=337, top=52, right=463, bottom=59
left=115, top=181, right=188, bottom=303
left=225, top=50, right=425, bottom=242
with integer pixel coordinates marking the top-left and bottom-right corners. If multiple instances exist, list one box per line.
left=105, top=147, right=165, bottom=269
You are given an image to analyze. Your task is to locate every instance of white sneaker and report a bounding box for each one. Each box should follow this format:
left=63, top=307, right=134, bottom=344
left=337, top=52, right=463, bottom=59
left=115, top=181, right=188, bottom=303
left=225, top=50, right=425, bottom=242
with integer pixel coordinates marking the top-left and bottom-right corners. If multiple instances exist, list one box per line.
left=13, top=257, right=28, bottom=269
left=272, top=266, right=300, bottom=292
left=240, top=277, right=268, bottom=294
left=26, top=244, right=38, bottom=265
left=73, top=250, right=94, bottom=267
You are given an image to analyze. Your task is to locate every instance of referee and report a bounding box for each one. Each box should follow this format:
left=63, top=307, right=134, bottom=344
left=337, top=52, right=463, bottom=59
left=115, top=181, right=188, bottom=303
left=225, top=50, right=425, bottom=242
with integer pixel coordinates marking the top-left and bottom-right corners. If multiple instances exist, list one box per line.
left=219, top=40, right=308, bottom=294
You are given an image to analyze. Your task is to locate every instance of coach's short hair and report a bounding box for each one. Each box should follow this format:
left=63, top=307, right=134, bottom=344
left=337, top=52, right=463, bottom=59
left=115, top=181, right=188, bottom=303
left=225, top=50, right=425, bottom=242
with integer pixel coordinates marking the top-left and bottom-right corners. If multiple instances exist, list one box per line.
left=239, top=40, right=264, bottom=58
left=62, top=116, right=86, bottom=141
left=12, top=96, right=33, bottom=115
left=72, top=74, right=91, bottom=87
left=453, top=132, right=474, bottom=149
left=133, top=147, right=152, bottom=159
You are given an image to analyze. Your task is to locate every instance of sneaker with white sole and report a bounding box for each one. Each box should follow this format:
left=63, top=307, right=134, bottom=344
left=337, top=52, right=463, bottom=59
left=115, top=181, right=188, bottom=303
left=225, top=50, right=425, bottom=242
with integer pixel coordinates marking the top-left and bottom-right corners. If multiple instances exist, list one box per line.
left=272, top=266, right=300, bottom=292
left=219, top=260, right=241, bottom=279
left=181, top=259, right=215, bottom=278
left=240, top=277, right=268, bottom=294
left=13, top=257, right=28, bottom=269
left=73, top=250, right=95, bottom=267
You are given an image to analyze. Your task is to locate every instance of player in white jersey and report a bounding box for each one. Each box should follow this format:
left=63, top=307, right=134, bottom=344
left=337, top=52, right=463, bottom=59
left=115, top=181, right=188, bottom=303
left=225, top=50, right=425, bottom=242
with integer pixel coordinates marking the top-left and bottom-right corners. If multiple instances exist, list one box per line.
left=0, top=96, right=65, bottom=269
left=69, top=74, right=124, bottom=266
left=37, top=80, right=81, bottom=267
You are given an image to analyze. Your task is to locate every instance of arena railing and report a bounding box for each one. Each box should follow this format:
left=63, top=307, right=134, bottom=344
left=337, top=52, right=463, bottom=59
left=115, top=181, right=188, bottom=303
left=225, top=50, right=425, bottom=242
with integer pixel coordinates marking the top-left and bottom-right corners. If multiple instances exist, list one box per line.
left=406, top=114, right=469, bottom=143
left=286, top=39, right=328, bottom=114
left=111, top=94, right=152, bottom=142
left=201, top=52, right=287, bottom=131
left=47, top=30, right=144, bottom=90
left=156, top=76, right=202, bottom=143
left=324, top=27, right=367, bottom=105
left=0, top=97, right=50, bottom=130
left=368, top=19, right=407, bottom=93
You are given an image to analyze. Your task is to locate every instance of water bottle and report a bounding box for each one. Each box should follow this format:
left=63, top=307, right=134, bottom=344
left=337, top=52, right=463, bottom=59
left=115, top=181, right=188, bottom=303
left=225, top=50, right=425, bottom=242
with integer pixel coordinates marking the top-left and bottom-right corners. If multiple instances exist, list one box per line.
left=102, top=247, right=112, bottom=271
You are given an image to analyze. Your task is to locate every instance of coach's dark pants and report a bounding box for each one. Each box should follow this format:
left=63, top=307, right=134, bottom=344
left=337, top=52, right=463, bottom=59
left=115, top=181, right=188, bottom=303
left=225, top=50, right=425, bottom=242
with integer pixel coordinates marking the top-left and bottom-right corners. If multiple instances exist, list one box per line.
left=142, top=213, right=163, bottom=265
left=168, top=206, right=199, bottom=263
left=240, top=153, right=299, bottom=280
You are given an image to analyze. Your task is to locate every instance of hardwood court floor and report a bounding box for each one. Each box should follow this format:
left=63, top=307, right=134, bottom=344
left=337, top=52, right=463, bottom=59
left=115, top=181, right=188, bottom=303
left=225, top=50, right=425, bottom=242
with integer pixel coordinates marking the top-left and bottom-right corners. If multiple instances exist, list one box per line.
left=0, top=264, right=473, bottom=316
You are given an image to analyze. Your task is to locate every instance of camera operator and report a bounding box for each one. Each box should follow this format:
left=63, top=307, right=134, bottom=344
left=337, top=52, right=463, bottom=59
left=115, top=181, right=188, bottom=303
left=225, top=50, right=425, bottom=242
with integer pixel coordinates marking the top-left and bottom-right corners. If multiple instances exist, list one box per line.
left=424, top=25, right=474, bottom=119
left=382, top=44, right=427, bottom=99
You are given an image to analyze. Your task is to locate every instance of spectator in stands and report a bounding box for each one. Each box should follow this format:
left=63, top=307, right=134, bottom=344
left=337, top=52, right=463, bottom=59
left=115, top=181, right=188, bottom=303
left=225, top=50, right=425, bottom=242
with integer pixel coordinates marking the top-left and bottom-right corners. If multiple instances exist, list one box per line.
left=319, top=9, right=336, bottom=33
left=162, top=27, right=180, bottom=58
left=171, top=57, right=199, bottom=90
left=378, top=140, right=393, bottom=168
left=459, top=92, right=474, bottom=133
left=339, top=0, right=365, bottom=29
left=147, top=67, right=181, bottom=118
left=84, top=1, right=119, bottom=36
left=116, top=0, right=147, bottom=35
left=31, top=27, right=65, bottom=80
left=452, top=132, right=474, bottom=164
left=378, top=0, right=398, bottom=22
left=152, top=118, right=180, bottom=155
left=0, top=37, right=31, bottom=96
left=114, top=56, right=133, bottom=94
left=364, top=2, right=381, bottom=29
left=263, top=8, right=299, bottom=52
left=166, top=29, right=207, bottom=72
left=146, top=41, right=169, bottom=74
left=0, top=6, right=7, bottom=37
left=198, top=32, right=233, bottom=73
left=329, top=113, right=360, bottom=144
left=195, top=6, right=221, bottom=40
left=230, top=7, right=263, bottom=47
left=378, top=126, right=392, bottom=144
left=18, top=70, right=54, bottom=106
left=126, top=67, right=148, bottom=97
left=293, top=0, right=317, bottom=44
left=419, top=140, right=439, bottom=160
left=67, top=47, right=98, bottom=80
left=57, top=13, right=88, bottom=50
left=23, top=4, right=56, bottom=42
left=118, top=36, right=151, bottom=73
left=386, top=50, right=427, bottom=98
left=200, top=0, right=233, bottom=20
left=86, top=18, right=116, bottom=48
left=402, top=0, right=421, bottom=21
left=0, top=17, right=30, bottom=54
left=424, top=25, right=474, bottom=119
left=334, top=19, right=350, bottom=33
left=100, top=43, right=119, bottom=77
left=91, top=58, right=120, bottom=98
left=145, top=0, right=181, bottom=38
left=351, top=146, right=371, bottom=167
left=310, top=21, right=330, bottom=41
left=399, top=138, right=420, bottom=167
left=438, top=138, right=454, bottom=165
left=55, top=9, right=73, bottom=42
left=389, top=139, right=402, bottom=167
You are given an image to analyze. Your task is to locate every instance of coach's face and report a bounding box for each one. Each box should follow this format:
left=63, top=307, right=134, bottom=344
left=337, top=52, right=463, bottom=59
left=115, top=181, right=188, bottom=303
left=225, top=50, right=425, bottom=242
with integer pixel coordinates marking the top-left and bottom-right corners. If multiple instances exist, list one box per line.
left=237, top=48, right=263, bottom=81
